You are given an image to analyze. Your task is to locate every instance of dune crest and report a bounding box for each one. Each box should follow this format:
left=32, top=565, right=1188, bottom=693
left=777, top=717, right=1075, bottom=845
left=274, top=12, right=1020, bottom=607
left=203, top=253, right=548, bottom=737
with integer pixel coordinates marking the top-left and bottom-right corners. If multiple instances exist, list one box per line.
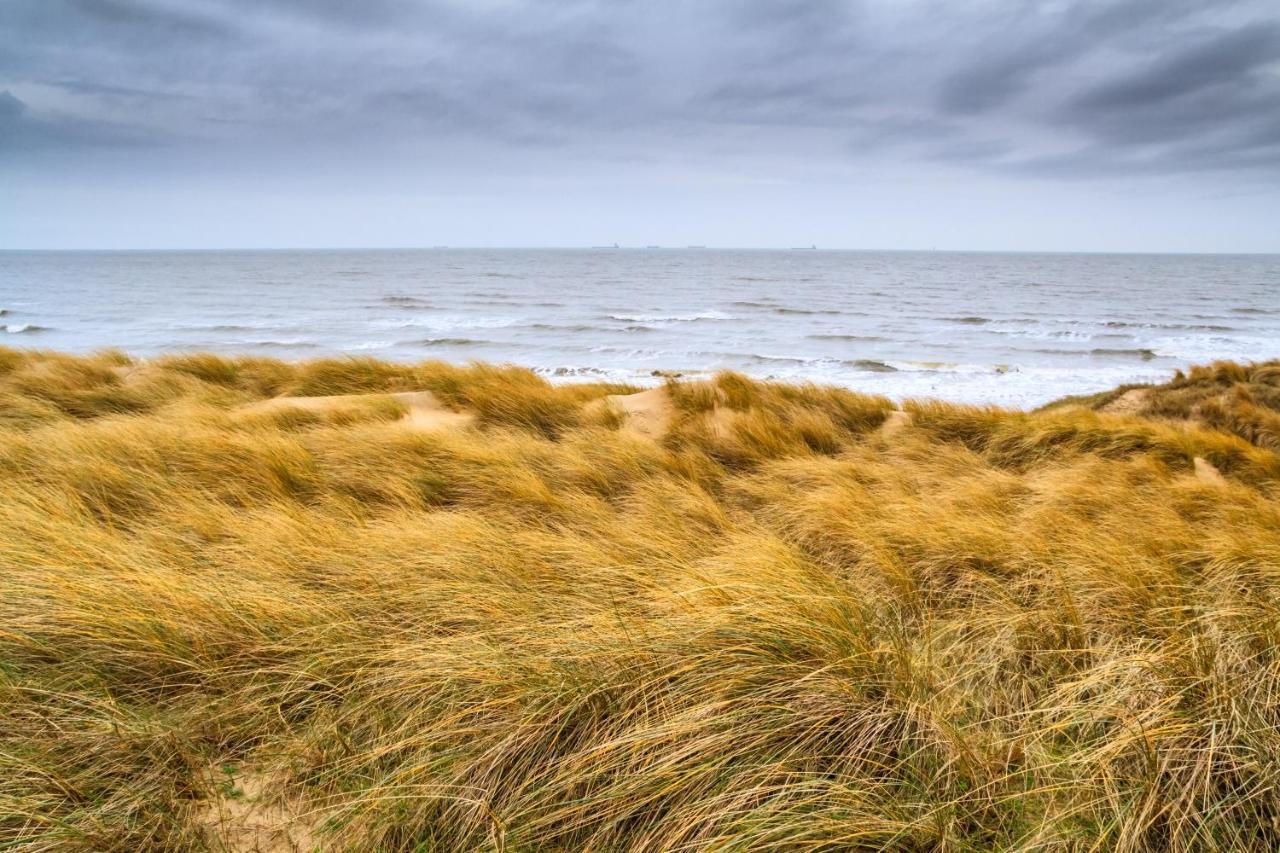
left=604, top=386, right=675, bottom=438
left=244, top=390, right=473, bottom=431
left=879, top=409, right=913, bottom=435
left=1100, top=388, right=1150, bottom=415
left=5, top=351, right=1280, bottom=850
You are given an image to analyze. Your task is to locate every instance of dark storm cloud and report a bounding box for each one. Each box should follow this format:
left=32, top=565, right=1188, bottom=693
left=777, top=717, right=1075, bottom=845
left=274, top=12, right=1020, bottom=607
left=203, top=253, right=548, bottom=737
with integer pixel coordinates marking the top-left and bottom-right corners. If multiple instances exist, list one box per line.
left=1033, top=18, right=1280, bottom=177
left=935, top=0, right=1206, bottom=115
left=1, top=0, right=1278, bottom=180
left=1072, top=22, right=1280, bottom=111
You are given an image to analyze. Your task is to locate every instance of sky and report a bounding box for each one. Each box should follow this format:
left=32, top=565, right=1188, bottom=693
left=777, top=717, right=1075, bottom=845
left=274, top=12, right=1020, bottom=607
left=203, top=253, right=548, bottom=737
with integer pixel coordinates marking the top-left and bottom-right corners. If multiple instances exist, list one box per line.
left=1, top=0, right=1279, bottom=252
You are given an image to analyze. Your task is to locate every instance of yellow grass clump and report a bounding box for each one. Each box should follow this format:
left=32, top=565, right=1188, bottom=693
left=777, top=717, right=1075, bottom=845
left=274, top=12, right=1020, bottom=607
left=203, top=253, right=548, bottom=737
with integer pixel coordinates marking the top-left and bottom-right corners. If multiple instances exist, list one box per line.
left=2, top=348, right=1280, bottom=851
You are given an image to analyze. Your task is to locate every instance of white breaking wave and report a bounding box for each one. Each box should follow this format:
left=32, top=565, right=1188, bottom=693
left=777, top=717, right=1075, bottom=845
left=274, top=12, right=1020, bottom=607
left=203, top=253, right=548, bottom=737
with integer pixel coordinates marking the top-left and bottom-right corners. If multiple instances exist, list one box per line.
left=3, top=248, right=1278, bottom=408
left=607, top=310, right=733, bottom=323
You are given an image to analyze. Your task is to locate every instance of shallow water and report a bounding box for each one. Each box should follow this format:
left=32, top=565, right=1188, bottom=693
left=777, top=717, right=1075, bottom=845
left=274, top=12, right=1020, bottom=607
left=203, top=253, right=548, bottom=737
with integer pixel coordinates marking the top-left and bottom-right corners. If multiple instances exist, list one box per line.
left=2, top=249, right=1277, bottom=407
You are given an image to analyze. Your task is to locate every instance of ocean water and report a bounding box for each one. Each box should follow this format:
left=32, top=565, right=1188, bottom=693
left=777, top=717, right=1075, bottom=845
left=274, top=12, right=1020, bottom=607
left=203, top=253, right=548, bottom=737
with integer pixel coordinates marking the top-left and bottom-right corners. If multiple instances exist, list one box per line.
left=2, top=249, right=1277, bottom=407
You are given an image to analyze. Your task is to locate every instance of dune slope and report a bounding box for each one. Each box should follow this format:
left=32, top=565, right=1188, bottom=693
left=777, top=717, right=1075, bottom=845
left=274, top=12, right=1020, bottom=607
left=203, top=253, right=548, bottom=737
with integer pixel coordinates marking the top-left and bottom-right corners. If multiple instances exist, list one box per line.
left=2, top=349, right=1280, bottom=851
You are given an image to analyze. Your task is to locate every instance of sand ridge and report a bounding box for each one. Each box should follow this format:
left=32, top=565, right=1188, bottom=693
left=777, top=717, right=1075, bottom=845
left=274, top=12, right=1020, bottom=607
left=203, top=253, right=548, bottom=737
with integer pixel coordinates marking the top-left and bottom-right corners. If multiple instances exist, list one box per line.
left=602, top=386, right=676, bottom=439
left=879, top=409, right=913, bottom=435
left=1100, top=388, right=1150, bottom=416
left=598, top=389, right=915, bottom=443
left=243, top=390, right=474, bottom=431
left=8, top=351, right=1280, bottom=849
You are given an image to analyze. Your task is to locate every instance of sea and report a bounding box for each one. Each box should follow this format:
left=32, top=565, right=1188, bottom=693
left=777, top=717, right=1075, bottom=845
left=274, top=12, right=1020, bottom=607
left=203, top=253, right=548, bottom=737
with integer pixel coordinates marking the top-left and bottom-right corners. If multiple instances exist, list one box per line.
left=2, top=249, right=1277, bottom=408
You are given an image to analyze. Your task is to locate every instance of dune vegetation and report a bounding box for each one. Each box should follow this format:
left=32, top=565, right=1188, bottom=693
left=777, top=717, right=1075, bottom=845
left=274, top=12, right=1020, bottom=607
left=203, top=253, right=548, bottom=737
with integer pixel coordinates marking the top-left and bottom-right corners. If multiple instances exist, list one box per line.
left=2, top=348, right=1280, bottom=851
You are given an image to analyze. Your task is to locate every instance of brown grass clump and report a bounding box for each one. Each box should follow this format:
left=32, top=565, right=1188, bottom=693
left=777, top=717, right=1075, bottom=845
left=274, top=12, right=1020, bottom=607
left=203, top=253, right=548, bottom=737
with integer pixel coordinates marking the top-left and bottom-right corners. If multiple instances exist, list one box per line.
left=1044, top=359, right=1280, bottom=453
left=3, top=349, right=1280, bottom=851
left=664, top=372, right=894, bottom=466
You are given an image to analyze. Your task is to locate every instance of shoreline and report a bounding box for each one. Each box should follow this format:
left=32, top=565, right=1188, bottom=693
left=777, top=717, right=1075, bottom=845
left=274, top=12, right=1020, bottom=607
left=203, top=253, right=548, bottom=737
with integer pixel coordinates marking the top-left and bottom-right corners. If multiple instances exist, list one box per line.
left=4, top=346, right=1276, bottom=434
left=6, top=248, right=1276, bottom=411
left=0, top=345, right=1191, bottom=411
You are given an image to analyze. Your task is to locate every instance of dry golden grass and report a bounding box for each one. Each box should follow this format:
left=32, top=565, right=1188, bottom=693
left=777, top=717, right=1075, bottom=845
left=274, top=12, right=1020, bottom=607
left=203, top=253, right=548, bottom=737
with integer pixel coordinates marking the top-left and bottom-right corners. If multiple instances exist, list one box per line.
left=2, top=348, right=1280, bottom=851
left=1042, top=360, right=1280, bottom=453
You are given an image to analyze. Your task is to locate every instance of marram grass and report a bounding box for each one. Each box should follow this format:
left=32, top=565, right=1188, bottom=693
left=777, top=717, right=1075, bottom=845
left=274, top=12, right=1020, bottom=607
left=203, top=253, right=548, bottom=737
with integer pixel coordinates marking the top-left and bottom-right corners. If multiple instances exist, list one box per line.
left=2, top=348, right=1280, bottom=851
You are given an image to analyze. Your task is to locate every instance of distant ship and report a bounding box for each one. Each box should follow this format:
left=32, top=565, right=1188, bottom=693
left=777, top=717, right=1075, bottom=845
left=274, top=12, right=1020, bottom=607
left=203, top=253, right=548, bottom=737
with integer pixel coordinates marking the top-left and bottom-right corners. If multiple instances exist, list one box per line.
left=592, top=243, right=620, bottom=249
left=687, top=245, right=706, bottom=249
left=790, top=244, right=817, bottom=250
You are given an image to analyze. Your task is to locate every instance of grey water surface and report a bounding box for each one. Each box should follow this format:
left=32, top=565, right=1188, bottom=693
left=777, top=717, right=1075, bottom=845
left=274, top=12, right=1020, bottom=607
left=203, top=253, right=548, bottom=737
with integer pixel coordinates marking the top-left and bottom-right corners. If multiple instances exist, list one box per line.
left=3, top=249, right=1277, bottom=407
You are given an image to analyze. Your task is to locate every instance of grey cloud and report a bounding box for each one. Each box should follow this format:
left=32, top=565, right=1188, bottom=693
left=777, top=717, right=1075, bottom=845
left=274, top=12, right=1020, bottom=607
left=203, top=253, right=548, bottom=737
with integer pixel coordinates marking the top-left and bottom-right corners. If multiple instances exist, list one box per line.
left=699, top=77, right=866, bottom=126
left=1028, top=19, right=1280, bottom=178
left=0, top=90, right=26, bottom=118
left=1009, top=139, right=1280, bottom=180
left=13, top=0, right=241, bottom=48
left=938, top=46, right=1061, bottom=116
left=1, top=0, right=1278, bottom=183
left=0, top=88, right=160, bottom=151
left=1072, top=22, right=1280, bottom=111
left=936, top=0, right=1209, bottom=115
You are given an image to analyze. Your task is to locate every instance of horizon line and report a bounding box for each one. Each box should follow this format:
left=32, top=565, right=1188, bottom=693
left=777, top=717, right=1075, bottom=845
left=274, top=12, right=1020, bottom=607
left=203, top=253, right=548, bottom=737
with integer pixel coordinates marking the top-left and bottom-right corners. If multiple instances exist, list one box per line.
left=2, top=246, right=1278, bottom=256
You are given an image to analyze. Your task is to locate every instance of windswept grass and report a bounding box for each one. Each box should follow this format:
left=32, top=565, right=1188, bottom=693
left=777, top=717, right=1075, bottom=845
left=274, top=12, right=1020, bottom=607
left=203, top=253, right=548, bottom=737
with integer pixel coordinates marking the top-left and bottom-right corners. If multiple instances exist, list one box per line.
left=665, top=371, right=893, bottom=467
left=1043, top=359, right=1280, bottom=453
left=2, top=349, right=1280, bottom=851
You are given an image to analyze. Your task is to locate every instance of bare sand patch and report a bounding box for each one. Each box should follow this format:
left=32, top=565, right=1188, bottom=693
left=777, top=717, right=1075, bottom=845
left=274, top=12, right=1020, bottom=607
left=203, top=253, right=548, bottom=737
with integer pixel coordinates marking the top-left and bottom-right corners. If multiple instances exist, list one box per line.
left=392, top=391, right=475, bottom=431
left=879, top=409, right=913, bottom=435
left=196, top=764, right=318, bottom=853
left=1193, top=456, right=1227, bottom=486
left=1100, top=388, right=1150, bottom=416
left=603, top=387, right=675, bottom=439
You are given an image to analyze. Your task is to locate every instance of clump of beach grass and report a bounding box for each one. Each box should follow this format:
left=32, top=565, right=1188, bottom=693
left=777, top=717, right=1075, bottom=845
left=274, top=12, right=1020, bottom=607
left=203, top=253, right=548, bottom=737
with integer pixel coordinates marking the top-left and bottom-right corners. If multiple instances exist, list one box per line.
left=2, top=348, right=1279, bottom=851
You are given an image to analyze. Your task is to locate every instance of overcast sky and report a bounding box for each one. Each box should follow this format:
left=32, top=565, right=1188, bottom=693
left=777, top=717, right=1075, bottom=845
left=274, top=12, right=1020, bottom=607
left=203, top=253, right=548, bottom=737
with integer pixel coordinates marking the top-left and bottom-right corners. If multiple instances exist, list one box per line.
left=2, top=0, right=1278, bottom=251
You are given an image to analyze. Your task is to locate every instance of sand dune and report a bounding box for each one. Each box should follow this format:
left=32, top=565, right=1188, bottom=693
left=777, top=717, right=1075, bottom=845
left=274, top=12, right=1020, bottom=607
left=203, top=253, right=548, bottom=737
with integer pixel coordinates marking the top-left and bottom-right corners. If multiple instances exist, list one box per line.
left=5, top=352, right=1280, bottom=850
left=1100, top=388, right=1150, bottom=415
left=601, top=386, right=675, bottom=438
left=243, top=390, right=473, bottom=431
left=879, top=408, right=913, bottom=435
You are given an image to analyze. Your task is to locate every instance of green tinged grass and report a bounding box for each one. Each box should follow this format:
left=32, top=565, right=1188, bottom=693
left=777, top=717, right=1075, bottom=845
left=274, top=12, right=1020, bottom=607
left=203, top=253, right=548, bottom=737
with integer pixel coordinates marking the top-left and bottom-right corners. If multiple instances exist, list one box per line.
left=1043, top=359, right=1280, bottom=453
left=2, top=348, right=1279, bottom=850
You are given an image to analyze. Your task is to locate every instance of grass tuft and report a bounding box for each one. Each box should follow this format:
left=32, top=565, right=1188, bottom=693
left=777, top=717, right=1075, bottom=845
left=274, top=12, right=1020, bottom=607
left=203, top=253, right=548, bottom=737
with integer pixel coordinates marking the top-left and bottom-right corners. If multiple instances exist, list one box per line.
left=2, top=350, right=1279, bottom=850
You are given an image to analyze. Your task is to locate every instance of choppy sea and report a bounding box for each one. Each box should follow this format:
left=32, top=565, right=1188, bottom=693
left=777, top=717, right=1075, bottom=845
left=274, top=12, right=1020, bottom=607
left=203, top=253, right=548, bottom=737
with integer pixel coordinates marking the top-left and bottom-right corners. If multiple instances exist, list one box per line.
left=2, top=249, right=1277, bottom=407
